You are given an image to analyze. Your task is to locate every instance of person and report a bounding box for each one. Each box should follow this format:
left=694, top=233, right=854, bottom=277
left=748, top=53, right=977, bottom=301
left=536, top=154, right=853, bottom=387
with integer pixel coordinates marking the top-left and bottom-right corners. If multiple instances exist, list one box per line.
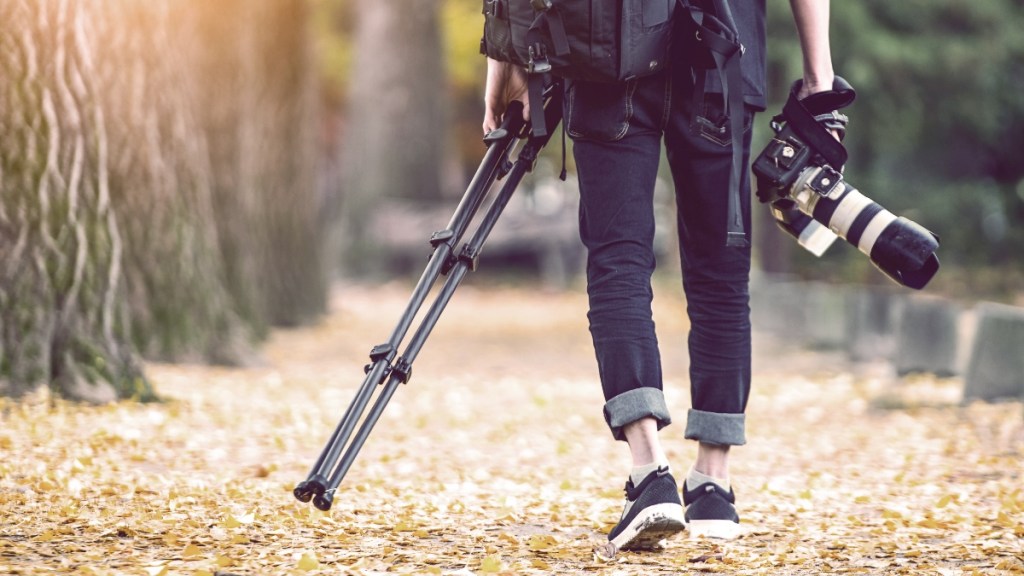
left=482, top=0, right=837, bottom=551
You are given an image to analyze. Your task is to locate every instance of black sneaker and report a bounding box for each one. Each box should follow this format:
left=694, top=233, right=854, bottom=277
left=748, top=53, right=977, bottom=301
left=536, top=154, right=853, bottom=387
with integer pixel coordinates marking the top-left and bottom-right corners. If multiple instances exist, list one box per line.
left=607, top=466, right=686, bottom=551
left=682, top=481, right=741, bottom=539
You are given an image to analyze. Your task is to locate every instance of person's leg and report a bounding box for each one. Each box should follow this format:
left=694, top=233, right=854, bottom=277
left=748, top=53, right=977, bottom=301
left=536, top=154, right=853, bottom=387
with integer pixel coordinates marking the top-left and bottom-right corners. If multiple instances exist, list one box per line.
left=567, top=74, right=671, bottom=444
left=664, top=63, right=754, bottom=539
left=566, top=73, right=684, bottom=551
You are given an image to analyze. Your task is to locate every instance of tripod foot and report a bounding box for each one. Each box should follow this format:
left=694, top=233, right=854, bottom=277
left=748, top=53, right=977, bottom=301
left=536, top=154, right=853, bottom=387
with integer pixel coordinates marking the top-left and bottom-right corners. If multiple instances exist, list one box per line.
left=294, top=474, right=328, bottom=504
left=293, top=482, right=314, bottom=503
left=313, top=491, right=335, bottom=511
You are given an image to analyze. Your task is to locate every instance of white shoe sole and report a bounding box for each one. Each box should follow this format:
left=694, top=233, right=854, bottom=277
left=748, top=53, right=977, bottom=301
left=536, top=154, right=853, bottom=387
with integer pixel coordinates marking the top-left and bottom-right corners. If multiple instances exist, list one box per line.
left=609, top=503, right=686, bottom=551
left=686, top=518, right=742, bottom=540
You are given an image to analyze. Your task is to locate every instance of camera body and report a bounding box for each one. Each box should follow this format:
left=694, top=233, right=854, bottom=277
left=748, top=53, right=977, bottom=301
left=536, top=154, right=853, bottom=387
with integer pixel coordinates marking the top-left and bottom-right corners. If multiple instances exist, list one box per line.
left=752, top=88, right=940, bottom=290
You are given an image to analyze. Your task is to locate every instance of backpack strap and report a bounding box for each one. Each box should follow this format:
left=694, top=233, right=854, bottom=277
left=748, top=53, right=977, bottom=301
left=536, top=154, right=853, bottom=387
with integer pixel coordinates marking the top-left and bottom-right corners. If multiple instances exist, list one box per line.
left=681, top=0, right=748, bottom=247
left=524, top=0, right=569, bottom=138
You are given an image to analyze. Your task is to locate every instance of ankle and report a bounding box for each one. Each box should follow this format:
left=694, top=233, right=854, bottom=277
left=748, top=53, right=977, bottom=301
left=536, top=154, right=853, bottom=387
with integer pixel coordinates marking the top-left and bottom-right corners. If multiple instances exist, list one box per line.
left=686, top=466, right=729, bottom=492
left=694, top=442, right=730, bottom=479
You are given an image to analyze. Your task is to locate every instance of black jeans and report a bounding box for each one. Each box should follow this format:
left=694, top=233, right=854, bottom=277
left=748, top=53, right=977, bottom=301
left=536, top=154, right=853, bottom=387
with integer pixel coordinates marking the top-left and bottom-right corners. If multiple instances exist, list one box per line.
left=565, top=57, right=753, bottom=446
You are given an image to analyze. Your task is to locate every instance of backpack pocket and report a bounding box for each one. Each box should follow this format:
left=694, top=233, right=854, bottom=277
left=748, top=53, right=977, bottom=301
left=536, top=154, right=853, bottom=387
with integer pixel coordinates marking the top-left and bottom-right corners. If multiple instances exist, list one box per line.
left=620, top=0, right=675, bottom=80
left=482, top=0, right=516, bottom=63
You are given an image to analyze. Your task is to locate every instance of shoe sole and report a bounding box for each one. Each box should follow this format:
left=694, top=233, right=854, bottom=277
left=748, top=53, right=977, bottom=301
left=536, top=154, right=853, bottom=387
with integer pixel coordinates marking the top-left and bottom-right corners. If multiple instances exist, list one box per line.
left=686, top=519, right=741, bottom=540
left=610, top=503, right=686, bottom=551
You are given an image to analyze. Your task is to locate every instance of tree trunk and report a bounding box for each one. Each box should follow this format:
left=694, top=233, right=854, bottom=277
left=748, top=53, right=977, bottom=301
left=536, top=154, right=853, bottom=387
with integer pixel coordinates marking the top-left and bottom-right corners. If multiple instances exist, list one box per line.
left=194, top=0, right=328, bottom=329
left=338, top=0, right=448, bottom=274
left=0, top=0, right=150, bottom=401
left=0, top=0, right=329, bottom=400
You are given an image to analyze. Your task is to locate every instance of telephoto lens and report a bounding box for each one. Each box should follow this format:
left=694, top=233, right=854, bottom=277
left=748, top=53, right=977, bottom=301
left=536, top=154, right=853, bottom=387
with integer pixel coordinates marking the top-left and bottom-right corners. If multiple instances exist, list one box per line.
left=788, top=166, right=940, bottom=290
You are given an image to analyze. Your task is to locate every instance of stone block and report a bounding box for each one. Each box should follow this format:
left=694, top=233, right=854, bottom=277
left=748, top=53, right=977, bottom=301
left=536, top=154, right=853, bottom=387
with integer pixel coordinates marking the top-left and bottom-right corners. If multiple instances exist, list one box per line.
left=844, top=288, right=903, bottom=363
left=892, top=296, right=961, bottom=377
left=963, top=302, right=1024, bottom=402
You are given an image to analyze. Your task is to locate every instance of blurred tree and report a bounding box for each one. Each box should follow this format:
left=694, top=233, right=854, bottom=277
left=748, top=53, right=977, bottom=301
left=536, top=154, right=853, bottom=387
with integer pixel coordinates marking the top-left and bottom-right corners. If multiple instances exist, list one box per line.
left=0, top=0, right=329, bottom=401
left=192, top=0, right=328, bottom=329
left=338, top=0, right=449, bottom=275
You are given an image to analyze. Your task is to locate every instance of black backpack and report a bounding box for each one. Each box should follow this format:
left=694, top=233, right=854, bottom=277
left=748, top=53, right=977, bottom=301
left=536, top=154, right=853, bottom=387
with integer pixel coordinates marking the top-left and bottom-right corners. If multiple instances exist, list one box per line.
left=481, top=0, right=676, bottom=84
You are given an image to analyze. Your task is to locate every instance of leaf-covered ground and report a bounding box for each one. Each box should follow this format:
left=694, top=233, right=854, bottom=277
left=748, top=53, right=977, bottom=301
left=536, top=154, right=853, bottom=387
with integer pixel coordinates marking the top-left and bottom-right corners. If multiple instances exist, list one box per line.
left=2, top=282, right=1022, bottom=575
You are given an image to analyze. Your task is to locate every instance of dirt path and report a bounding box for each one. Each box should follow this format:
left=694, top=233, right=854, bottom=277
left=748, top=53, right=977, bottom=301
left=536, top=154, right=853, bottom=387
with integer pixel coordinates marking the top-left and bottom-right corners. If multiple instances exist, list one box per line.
left=1, top=281, right=1022, bottom=575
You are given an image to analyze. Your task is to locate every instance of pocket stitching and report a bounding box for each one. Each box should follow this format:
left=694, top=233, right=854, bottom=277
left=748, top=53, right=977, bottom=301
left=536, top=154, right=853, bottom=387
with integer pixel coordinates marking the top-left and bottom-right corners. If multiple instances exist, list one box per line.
left=566, top=81, right=634, bottom=142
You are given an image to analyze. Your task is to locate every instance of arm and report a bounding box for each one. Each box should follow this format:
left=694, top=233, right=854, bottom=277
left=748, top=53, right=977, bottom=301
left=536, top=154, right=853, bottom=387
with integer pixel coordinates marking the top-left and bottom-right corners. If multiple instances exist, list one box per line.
left=789, top=0, right=835, bottom=99
left=482, top=58, right=529, bottom=135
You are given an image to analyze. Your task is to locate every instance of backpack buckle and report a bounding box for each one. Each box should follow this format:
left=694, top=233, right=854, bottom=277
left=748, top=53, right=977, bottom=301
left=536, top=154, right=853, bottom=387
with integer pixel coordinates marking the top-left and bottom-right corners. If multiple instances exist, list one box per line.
left=527, top=43, right=551, bottom=74
left=531, top=0, right=552, bottom=12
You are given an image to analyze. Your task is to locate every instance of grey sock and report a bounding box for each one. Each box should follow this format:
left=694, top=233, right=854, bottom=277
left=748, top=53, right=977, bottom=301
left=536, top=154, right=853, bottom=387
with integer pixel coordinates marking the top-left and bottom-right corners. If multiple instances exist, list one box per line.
left=686, top=467, right=730, bottom=492
left=630, top=462, right=669, bottom=487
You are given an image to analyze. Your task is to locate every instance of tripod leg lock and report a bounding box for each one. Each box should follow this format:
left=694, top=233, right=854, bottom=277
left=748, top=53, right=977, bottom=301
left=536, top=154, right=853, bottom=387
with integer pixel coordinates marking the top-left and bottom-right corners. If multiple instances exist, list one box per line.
left=429, top=229, right=455, bottom=248
left=369, top=343, right=396, bottom=362
left=392, top=357, right=413, bottom=384
left=364, top=343, right=397, bottom=382
left=458, top=244, right=481, bottom=272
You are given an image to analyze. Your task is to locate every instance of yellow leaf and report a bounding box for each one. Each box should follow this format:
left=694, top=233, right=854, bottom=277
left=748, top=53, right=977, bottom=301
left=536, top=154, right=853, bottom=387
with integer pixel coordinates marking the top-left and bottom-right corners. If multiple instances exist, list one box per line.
left=297, top=552, right=320, bottom=571
left=532, top=558, right=551, bottom=570
left=527, top=534, right=559, bottom=551
left=936, top=494, right=954, bottom=508
left=394, top=520, right=417, bottom=532
left=194, top=571, right=214, bottom=576
left=480, top=555, right=504, bottom=573
left=182, top=544, right=202, bottom=559
left=215, top=556, right=234, bottom=568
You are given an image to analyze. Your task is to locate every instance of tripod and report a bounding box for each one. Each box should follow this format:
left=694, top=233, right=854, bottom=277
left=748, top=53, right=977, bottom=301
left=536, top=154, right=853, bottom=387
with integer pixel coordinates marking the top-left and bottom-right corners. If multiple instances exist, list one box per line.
left=294, top=83, right=564, bottom=511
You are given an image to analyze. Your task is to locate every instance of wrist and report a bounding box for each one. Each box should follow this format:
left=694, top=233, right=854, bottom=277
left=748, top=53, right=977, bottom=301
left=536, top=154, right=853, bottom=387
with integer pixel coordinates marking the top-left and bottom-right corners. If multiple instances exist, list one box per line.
left=802, top=71, right=834, bottom=93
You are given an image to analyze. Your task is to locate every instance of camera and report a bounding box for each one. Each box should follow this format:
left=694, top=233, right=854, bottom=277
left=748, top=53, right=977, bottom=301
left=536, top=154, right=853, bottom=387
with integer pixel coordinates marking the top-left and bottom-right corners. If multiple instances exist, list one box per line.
left=752, top=78, right=940, bottom=290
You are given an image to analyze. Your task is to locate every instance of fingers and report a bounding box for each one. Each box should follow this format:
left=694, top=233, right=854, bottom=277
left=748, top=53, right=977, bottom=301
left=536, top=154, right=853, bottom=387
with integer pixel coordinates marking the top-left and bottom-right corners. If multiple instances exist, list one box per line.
left=482, top=112, right=501, bottom=135
left=483, top=58, right=532, bottom=136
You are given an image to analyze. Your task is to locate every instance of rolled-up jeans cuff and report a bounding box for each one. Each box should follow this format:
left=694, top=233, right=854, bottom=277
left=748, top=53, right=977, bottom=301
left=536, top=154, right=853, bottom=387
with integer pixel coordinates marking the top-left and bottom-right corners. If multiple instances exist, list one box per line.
left=603, top=388, right=672, bottom=442
left=684, top=409, right=746, bottom=446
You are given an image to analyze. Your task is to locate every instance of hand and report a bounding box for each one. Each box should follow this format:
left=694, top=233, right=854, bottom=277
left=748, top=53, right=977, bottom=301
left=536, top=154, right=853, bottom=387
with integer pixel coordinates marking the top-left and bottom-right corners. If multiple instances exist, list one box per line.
left=482, top=58, right=529, bottom=135
left=799, top=75, right=842, bottom=142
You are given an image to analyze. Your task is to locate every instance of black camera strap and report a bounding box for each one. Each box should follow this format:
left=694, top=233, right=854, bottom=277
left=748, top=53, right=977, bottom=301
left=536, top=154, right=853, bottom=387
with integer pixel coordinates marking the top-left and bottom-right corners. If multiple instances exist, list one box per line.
left=780, top=77, right=856, bottom=170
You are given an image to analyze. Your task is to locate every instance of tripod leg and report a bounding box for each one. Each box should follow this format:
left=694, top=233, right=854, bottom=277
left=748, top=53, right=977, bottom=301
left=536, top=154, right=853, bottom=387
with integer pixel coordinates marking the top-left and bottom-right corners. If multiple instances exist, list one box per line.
left=295, top=107, right=527, bottom=505
left=314, top=93, right=564, bottom=506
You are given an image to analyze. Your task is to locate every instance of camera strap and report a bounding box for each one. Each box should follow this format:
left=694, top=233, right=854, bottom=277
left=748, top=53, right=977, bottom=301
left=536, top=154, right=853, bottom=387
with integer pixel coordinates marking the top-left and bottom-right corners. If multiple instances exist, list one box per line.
left=780, top=77, right=857, bottom=171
